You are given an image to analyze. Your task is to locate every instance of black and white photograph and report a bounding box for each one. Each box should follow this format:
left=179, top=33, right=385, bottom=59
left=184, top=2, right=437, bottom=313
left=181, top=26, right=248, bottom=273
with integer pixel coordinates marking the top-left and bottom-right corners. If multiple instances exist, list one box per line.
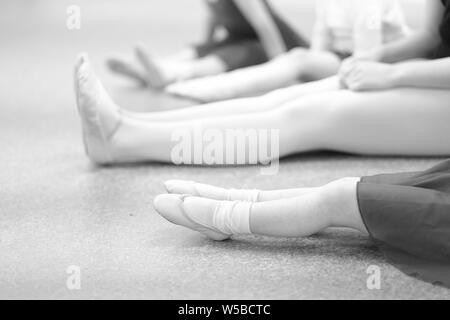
left=1, top=0, right=450, bottom=305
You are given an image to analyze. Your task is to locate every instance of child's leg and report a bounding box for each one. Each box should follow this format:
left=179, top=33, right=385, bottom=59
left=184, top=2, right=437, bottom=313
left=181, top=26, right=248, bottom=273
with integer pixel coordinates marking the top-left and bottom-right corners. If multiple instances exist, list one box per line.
left=75, top=57, right=336, bottom=164
left=249, top=178, right=365, bottom=237
left=160, top=47, right=198, bottom=62
left=157, top=38, right=270, bottom=83
left=123, top=76, right=340, bottom=121
left=107, top=54, right=149, bottom=86
left=107, top=44, right=226, bottom=88
left=166, top=48, right=341, bottom=102
left=153, top=54, right=227, bottom=84
left=163, top=179, right=319, bottom=201
left=154, top=177, right=367, bottom=240
left=131, top=39, right=269, bottom=88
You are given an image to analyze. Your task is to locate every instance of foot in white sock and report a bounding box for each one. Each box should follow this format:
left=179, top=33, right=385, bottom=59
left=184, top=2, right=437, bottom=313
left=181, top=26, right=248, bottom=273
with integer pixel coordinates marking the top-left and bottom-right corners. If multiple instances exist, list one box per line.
left=163, top=180, right=260, bottom=202
left=154, top=194, right=252, bottom=241
left=74, top=53, right=122, bottom=165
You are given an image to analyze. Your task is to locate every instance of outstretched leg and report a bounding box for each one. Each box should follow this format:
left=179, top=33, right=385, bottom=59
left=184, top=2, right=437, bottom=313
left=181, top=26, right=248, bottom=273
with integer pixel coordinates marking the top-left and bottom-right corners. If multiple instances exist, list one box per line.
left=122, top=76, right=341, bottom=122
left=75, top=54, right=450, bottom=165
left=154, top=177, right=367, bottom=240
left=75, top=55, right=335, bottom=164
left=166, top=48, right=341, bottom=102
left=107, top=44, right=227, bottom=89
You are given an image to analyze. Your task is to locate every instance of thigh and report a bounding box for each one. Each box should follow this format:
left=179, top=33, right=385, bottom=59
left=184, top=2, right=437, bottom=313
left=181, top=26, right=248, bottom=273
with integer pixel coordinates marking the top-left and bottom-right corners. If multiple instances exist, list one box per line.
left=212, top=39, right=268, bottom=71
left=324, top=88, right=450, bottom=155
left=262, top=76, right=341, bottom=105
left=292, top=49, right=341, bottom=82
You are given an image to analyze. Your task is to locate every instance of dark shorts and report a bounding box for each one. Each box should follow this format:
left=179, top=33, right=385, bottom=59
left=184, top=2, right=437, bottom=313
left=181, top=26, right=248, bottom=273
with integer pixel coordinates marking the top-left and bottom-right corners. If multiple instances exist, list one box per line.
left=193, top=0, right=309, bottom=71
left=357, top=159, right=450, bottom=287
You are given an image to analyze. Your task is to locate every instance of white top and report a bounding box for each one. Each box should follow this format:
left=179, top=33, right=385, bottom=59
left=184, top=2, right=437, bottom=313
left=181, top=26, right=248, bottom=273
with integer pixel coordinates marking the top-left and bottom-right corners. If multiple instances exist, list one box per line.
left=314, top=0, right=410, bottom=54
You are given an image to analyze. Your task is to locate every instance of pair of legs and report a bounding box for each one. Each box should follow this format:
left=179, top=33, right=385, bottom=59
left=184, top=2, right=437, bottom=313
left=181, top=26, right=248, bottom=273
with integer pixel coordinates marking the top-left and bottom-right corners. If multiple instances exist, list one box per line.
left=167, top=47, right=341, bottom=102
left=153, top=178, right=367, bottom=240
left=75, top=54, right=450, bottom=165
left=107, top=44, right=228, bottom=89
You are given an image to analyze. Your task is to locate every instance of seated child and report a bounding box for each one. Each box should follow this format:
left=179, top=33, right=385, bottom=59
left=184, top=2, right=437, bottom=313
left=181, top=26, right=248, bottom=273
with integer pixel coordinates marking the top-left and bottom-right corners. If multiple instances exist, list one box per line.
left=167, top=0, right=410, bottom=102
left=107, top=0, right=308, bottom=88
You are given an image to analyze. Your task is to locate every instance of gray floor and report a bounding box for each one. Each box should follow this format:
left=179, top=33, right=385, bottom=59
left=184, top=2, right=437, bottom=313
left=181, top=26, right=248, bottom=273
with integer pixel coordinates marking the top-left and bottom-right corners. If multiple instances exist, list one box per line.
left=1, top=0, right=449, bottom=299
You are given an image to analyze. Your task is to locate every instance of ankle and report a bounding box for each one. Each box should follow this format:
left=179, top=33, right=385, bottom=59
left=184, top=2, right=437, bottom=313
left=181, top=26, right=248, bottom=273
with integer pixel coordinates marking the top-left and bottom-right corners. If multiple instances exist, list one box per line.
left=213, top=201, right=253, bottom=235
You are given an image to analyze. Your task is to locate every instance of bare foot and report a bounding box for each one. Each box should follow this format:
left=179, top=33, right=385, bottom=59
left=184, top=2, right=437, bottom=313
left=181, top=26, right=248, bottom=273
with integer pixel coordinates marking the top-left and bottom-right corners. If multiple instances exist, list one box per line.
left=106, top=55, right=149, bottom=86
left=74, top=53, right=122, bottom=165
left=166, top=74, right=237, bottom=103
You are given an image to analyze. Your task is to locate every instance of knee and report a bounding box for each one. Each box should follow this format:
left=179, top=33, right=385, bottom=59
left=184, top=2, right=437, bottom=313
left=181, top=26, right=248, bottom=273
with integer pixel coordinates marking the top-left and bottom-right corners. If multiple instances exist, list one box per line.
left=277, top=91, right=349, bottom=123
left=287, top=47, right=308, bottom=58
left=272, top=48, right=308, bottom=66
left=325, top=177, right=361, bottom=191
left=285, top=48, right=309, bottom=70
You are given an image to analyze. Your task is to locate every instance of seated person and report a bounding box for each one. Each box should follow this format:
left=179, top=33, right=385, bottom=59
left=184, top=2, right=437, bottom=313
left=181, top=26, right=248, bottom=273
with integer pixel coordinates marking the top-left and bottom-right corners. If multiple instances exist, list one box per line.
left=74, top=1, right=450, bottom=165
left=154, top=159, right=450, bottom=288
left=167, top=0, right=410, bottom=102
left=107, top=0, right=308, bottom=88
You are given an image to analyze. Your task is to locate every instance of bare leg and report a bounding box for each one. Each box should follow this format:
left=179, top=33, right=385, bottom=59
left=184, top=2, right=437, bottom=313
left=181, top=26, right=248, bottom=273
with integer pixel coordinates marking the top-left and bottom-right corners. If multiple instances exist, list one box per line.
left=123, top=76, right=341, bottom=121
left=166, top=48, right=341, bottom=102
left=160, top=47, right=198, bottom=62
left=117, top=88, right=450, bottom=162
left=153, top=177, right=368, bottom=240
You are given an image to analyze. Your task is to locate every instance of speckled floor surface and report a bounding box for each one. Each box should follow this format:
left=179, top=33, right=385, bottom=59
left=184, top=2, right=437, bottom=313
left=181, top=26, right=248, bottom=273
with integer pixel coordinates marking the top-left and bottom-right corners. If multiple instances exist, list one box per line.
left=1, top=0, right=449, bottom=299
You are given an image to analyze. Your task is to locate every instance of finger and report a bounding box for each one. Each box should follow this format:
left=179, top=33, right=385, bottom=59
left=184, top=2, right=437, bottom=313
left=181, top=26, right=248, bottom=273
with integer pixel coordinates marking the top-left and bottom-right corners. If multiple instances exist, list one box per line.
left=346, top=73, right=364, bottom=91
left=339, top=60, right=356, bottom=79
left=339, top=64, right=357, bottom=87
